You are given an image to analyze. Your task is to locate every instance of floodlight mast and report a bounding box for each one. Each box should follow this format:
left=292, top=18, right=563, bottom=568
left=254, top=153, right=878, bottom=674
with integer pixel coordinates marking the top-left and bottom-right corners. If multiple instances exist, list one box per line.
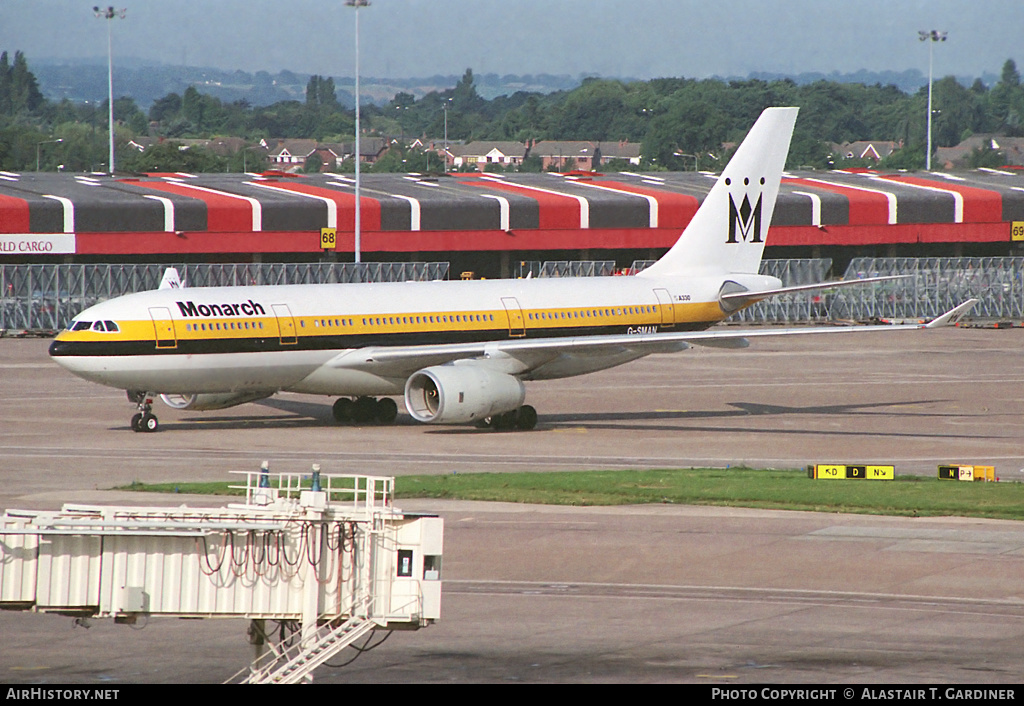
left=94, top=6, right=126, bottom=176
left=346, top=0, right=370, bottom=264
left=919, top=30, right=947, bottom=171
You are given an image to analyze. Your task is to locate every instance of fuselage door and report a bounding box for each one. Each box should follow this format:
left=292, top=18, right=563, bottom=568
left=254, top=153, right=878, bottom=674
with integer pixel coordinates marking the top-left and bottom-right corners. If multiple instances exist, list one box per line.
left=272, top=303, right=298, bottom=345
left=148, top=307, right=177, bottom=349
left=501, top=297, right=526, bottom=338
left=653, top=288, right=675, bottom=328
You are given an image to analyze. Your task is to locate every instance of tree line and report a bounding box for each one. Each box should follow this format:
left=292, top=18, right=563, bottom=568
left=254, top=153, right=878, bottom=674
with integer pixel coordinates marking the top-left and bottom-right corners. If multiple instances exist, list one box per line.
left=2, top=52, right=1024, bottom=173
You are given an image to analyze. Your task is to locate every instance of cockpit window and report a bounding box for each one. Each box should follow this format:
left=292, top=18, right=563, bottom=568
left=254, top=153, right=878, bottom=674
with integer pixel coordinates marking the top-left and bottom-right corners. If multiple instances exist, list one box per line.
left=82, top=321, right=120, bottom=333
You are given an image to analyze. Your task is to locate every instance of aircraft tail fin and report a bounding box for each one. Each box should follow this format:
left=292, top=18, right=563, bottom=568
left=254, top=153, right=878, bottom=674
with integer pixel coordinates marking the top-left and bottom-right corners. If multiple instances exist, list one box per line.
left=159, top=267, right=184, bottom=290
left=638, top=107, right=798, bottom=279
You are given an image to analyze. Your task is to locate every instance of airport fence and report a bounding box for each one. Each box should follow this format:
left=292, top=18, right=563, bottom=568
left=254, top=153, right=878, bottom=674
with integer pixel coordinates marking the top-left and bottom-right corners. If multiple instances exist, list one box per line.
left=732, top=258, right=835, bottom=323
left=0, top=262, right=450, bottom=332
left=833, top=257, right=1024, bottom=321
left=2, top=257, right=1017, bottom=334
left=517, top=260, right=617, bottom=278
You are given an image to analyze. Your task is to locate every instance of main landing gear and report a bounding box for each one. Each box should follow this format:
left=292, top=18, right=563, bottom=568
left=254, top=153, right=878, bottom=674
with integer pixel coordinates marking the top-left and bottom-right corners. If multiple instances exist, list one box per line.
left=127, top=390, right=159, bottom=433
left=478, top=404, right=537, bottom=432
left=332, top=396, right=399, bottom=425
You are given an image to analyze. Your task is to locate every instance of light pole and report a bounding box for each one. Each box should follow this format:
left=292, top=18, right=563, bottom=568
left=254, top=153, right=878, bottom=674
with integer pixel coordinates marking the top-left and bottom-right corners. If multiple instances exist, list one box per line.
left=442, top=97, right=452, bottom=174
left=94, top=6, right=126, bottom=176
left=36, top=139, right=63, bottom=172
left=919, top=29, right=947, bottom=171
left=346, top=0, right=369, bottom=264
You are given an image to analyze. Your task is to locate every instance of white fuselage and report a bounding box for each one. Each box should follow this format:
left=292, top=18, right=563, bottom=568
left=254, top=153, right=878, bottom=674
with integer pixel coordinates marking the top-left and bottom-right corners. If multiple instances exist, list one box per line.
left=49, top=272, right=779, bottom=398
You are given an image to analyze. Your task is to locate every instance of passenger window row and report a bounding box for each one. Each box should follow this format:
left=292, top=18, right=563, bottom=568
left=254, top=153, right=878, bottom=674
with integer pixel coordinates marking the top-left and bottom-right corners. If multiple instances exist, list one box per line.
left=358, top=313, right=496, bottom=327
left=185, top=321, right=265, bottom=332
left=528, top=305, right=655, bottom=321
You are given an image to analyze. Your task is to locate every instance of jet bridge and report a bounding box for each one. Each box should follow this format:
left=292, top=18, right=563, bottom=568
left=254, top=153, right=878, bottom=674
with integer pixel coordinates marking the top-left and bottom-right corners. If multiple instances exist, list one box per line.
left=0, top=467, right=443, bottom=684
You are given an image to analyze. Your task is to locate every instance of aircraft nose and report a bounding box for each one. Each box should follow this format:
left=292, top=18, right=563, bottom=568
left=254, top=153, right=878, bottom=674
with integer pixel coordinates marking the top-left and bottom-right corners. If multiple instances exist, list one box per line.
left=49, top=338, right=71, bottom=358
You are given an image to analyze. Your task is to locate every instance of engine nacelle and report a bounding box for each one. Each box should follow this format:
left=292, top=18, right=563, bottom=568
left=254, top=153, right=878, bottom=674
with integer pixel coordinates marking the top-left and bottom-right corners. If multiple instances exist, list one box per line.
left=404, top=364, right=525, bottom=424
left=159, top=391, right=273, bottom=411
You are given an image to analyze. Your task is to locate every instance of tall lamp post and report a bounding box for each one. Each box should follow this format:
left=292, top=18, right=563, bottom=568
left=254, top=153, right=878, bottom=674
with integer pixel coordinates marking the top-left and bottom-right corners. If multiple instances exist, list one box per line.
left=36, top=139, right=63, bottom=172
left=442, top=97, right=452, bottom=174
left=919, top=29, right=947, bottom=171
left=94, top=6, right=126, bottom=176
left=346, top=0, right=369, bottom=264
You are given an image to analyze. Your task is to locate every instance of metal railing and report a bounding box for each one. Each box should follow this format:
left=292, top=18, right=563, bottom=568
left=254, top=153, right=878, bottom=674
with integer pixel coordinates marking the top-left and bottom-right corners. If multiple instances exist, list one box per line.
left=733, top=259, right=834, bottom=323
left=2, top=257, right=1013, bottom=333
left=0, top=262, right=450, bottom=332
left=232, top=470, right=395, bottom=514
left=516, top=260, right=617, bottom=278
left=833, top=257, right=1024, bottom=321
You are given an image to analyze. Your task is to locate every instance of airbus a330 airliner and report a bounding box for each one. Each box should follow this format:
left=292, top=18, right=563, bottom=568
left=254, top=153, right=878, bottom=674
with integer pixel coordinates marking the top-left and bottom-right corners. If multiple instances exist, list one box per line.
left=49, top=108, right=977, bottom=432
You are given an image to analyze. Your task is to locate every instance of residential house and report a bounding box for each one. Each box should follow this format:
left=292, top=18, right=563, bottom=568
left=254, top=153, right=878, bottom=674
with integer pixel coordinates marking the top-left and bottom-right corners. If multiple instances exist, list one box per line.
left=262, top=136, right=389, bottom=172
left=529, top=140, right=642, bottom=171
left=310, top=143, right=347, bottom=171
left=344, top=136, right=389, bottom=166
left=449, top=141, right=529, bottom=171
left=597, top=141, right=642, bottom=167
left=935, top=134, right=1024, bottom=169
left=266, top=139, right=319, bottom=168
left=530, top=141, right=598, bottom=171
left=833, top=141, right=900, bottom=163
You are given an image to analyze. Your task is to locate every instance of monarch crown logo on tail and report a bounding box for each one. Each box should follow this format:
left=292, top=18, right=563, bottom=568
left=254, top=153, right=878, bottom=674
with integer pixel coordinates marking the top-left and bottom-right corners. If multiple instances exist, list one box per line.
left=726, top=177, right=765, bottom=244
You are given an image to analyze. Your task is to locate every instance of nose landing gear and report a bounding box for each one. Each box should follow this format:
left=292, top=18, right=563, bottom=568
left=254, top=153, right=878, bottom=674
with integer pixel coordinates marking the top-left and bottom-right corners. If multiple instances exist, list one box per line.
left=127, top=390, right=159, bottom=433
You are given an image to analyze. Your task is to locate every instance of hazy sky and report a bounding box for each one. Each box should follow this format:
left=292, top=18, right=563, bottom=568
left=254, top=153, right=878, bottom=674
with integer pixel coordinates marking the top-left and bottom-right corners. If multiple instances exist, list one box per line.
left=2, top=0, right=1021, bottom=80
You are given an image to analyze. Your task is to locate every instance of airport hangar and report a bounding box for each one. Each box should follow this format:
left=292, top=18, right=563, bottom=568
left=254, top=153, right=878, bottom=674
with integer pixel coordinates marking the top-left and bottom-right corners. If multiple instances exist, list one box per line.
left=2, top=168, right=1024, bottom=274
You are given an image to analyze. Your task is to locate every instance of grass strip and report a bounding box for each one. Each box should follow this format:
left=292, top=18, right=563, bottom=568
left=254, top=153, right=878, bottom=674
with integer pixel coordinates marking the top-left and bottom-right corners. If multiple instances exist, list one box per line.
left=116, top=468, right=1024, bottom=521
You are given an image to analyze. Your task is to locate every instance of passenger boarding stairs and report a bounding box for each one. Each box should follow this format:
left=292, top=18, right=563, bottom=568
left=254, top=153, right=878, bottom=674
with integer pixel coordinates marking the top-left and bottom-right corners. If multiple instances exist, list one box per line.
left=231, top=601, right=376, bottom=684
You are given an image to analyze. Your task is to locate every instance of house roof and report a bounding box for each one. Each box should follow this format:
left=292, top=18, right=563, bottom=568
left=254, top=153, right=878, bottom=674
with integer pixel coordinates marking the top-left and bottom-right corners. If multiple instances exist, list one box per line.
left=597, top=142, right=642, bottom=159
left=344, top=136, right=387, bottom=158
left=936, top=134, right=1024, bottom=167
left=835, top=141, right=899, bottom=161
left=267, top=139, right=319, bottom=158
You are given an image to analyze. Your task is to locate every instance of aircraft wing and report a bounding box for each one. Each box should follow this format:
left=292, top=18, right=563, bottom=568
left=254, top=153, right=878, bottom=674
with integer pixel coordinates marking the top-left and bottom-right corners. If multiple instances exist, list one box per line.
left=329, top=299, right=979, bottom=378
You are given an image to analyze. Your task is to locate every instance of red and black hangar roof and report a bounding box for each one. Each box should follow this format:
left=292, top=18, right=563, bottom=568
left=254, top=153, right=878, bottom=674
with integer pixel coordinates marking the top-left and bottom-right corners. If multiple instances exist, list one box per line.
left=1, top=168, right=1023, bottom=257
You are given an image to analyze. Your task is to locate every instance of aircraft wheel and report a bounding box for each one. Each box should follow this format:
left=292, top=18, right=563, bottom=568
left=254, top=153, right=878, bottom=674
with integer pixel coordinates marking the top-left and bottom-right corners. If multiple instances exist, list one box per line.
left=141, top=413, right=159, bottom=433
left=515, top=405, right=538, bottom=431
left=491, top=411, right=516, bottom=431
left=351, top=396, right=377, bottom=424
left=376, top=398, right=398, bottom=424
left=130, top=413, right=143, bottom=432
left=332, top=397, right=353, bottom=423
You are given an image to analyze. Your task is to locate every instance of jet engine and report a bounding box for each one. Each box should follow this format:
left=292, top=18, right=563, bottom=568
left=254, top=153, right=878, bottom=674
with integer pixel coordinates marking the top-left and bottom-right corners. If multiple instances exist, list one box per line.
left=159, top=391, right=273, bottom=411
left=404, top=364, right=525, bottom=424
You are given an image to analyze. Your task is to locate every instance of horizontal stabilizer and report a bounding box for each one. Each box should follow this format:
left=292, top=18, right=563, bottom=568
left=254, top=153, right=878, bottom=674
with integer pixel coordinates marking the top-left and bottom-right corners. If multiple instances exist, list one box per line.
left=924, top=298, right=979, bottom=328
left=719, top=275, right=908, bottom=304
